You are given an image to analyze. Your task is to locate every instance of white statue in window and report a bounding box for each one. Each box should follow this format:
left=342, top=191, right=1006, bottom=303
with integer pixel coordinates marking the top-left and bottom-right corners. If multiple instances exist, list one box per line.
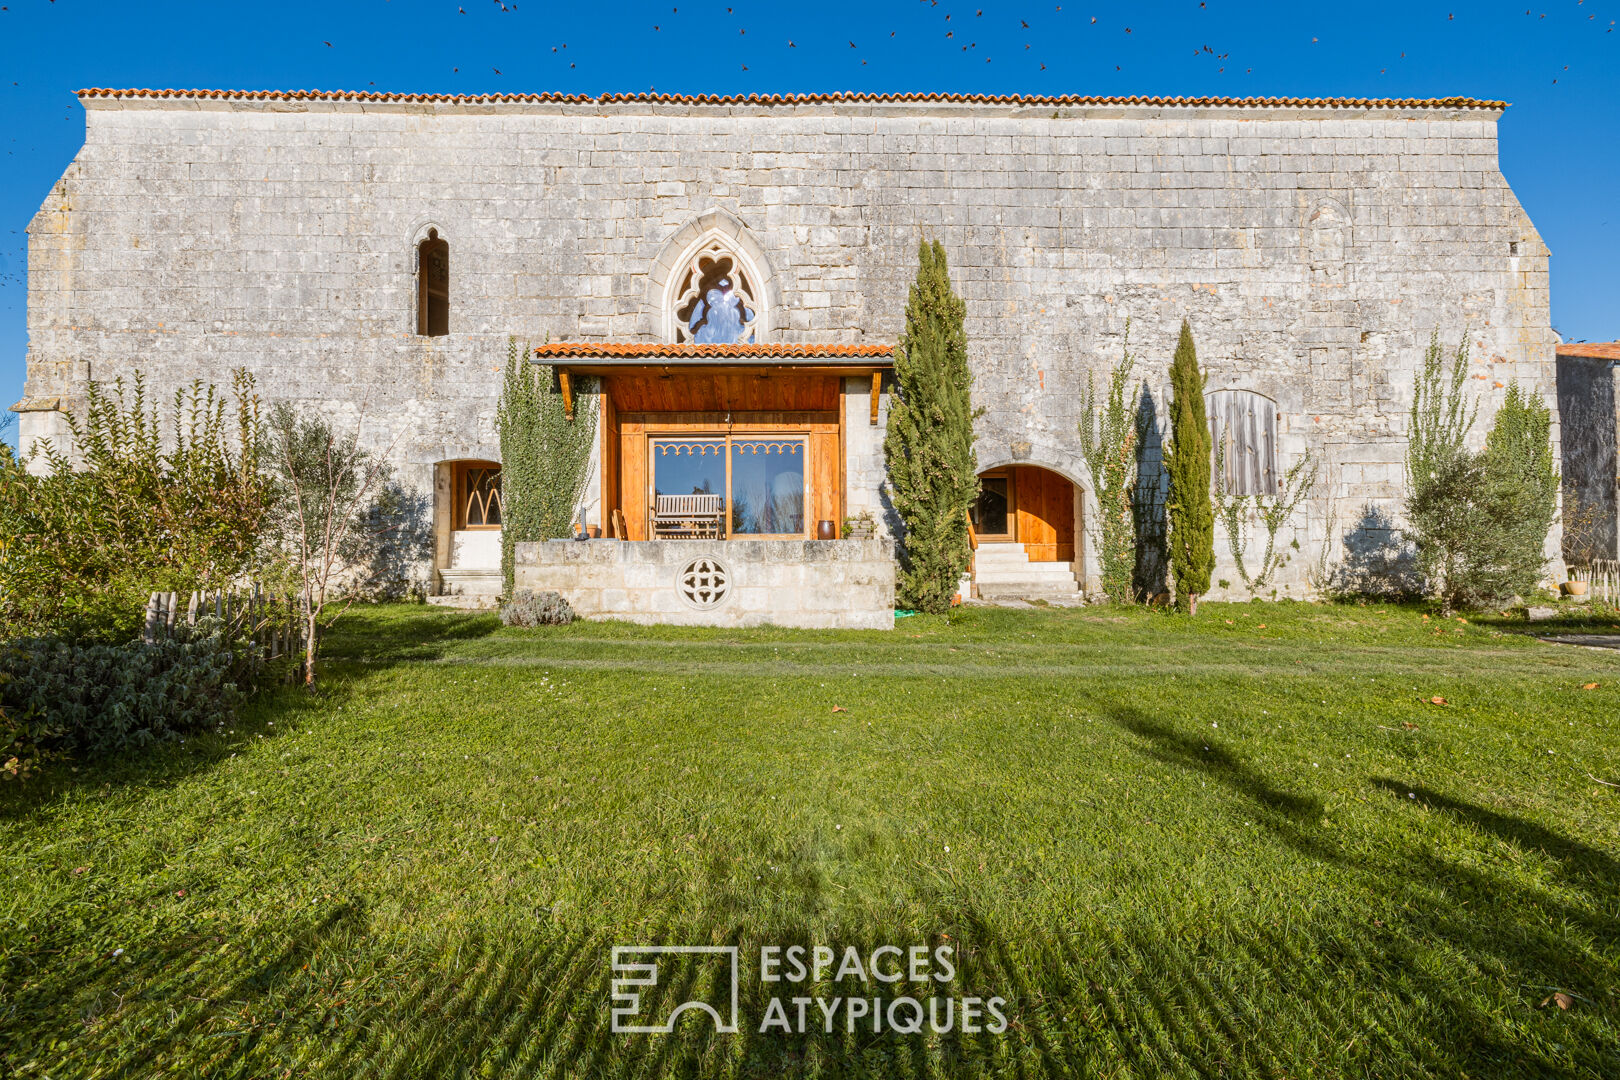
left=688, top=274, right=752, bottom=344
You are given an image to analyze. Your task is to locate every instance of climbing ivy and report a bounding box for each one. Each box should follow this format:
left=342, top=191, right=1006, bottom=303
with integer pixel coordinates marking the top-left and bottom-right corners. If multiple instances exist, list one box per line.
left=496, top=340, right=598, bottom=596
left=1078, top=323, right=1139, bottom=604
left=1213, top=445, right=1318, bottom=595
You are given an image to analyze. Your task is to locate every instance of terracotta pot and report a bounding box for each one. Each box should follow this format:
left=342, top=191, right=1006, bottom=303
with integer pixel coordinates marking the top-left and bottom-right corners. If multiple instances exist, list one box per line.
left=587, top=525, right=601, bottom=539
left=816, top=520, right=838, bottom=540
left=1564, top=580, right=1589, bottom=596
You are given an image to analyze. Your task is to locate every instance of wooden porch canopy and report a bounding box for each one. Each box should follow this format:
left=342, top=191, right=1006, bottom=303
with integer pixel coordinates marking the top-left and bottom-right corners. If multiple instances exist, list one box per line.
left=531, top=343, right=895, bottom=541
left=531, top=342, right=895, bottom=424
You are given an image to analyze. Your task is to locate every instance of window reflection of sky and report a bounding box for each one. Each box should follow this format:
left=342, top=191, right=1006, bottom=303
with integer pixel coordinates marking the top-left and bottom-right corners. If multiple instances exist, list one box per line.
left=653, top=439, right=723, bottom=496
left=731, top=440, right=804, bottom=535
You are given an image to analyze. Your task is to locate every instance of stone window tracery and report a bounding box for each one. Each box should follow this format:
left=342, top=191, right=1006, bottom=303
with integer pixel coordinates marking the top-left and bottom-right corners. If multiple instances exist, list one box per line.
left=456, top=463, right=502, bottom=529
left=671, top=241, right=759, bottom=344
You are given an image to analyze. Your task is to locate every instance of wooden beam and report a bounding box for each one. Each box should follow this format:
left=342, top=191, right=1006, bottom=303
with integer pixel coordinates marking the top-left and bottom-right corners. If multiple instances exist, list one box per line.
left=869, top=371, right=882, bottom=426
left=559, top=369, right=575, bottom=420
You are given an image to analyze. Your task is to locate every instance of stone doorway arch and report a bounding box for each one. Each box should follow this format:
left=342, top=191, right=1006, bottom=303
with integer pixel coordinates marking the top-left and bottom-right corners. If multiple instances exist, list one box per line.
left=969, top=459, right=1089, bottom=600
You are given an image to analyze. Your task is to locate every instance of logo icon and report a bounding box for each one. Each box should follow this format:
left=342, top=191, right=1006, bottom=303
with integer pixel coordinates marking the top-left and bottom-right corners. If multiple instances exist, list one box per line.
left=610, top=945, right=740, bottom=1034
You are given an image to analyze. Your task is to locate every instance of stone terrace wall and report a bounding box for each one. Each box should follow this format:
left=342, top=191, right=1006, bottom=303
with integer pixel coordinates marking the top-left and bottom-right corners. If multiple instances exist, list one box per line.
left=513, top=538, right=896, bottom=629
left=22, top=95, right=1558, bottom=594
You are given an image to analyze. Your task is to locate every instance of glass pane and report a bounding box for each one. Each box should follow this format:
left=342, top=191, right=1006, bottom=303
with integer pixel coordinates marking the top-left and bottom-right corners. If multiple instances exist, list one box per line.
left=653, top=439, right=726, bottom=498
left=463, top=466, right=501, bottom=527
left=973, top=477, right=1010, bottom=535
left=729, top=439, right=805, bottom=535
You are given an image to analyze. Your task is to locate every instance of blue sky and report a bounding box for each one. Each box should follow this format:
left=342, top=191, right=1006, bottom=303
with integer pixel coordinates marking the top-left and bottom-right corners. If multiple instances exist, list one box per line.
left=1, top=0, right=1615, bottom=435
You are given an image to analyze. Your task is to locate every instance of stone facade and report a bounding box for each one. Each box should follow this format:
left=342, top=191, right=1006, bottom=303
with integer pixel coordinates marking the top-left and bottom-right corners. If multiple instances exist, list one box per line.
left=18, top=90, right=1559, bottom=597
left=513, top=538, right=895, bottom=629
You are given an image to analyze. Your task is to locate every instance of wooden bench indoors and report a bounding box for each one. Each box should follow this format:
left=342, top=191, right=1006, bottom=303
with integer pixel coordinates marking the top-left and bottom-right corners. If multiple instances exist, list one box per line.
left=650, top=493, right=725, bottom=539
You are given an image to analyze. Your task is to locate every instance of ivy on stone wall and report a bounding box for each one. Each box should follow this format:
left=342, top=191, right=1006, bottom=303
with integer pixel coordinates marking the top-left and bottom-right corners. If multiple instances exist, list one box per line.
left=1214, top=445, right=1318, bottom=595
left=1078, top=323, right=1139, bottom=604
left=496, top=340, right=598, bottom=596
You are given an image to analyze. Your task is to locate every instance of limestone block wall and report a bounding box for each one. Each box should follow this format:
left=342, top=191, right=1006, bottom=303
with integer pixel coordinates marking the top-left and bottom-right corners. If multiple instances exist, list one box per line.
left=21, top=92, right=1558, bottom=595
left=513, top=538, right=896, bottom=629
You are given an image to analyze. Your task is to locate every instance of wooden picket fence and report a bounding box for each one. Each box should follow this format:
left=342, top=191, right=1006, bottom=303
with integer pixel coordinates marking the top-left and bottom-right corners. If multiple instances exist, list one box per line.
left=1570, top=559, right=1620, bottom=604
left=143, top=586, right=308, bottom=681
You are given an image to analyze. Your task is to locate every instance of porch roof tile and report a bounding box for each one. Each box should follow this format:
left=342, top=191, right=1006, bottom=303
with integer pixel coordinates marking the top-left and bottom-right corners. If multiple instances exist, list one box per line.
left=77, top=89, right=1508, bottom=111
left=1556, top=342, right=1620, bottom=361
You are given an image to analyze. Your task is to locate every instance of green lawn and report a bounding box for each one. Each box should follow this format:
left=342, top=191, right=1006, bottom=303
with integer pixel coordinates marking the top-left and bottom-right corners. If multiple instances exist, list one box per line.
left=3, top=601, right=1618, bottom=1079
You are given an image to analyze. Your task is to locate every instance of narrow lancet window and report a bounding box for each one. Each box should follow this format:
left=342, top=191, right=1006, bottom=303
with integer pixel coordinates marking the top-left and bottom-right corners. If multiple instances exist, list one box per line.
left=417, top=229, right=449, bottom=336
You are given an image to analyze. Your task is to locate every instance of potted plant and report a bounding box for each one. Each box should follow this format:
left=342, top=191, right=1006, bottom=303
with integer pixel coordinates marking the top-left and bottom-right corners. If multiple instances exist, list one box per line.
left=842, top=510, right=877, bottom=540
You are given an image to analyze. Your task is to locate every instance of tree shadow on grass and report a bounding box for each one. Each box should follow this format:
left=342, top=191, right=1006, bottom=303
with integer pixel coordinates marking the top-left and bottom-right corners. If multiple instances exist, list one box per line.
left=1106, top=708, right=1336, bottom=862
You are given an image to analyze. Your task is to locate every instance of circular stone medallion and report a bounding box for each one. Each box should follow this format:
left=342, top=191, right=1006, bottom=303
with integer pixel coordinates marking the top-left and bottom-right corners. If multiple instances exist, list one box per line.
left=677, top=557, right=731, bottom=609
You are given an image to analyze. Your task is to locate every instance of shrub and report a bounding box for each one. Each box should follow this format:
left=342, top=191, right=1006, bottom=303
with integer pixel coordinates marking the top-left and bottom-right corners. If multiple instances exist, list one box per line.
left=0, top=617, right=255, bottom=774
left=1404, top=333, right=1558, bottom=611
left=0, top=372, right=274, bottom=641
left=262, top=402, right=414, bottom=687
left=500, top=589, right=575, bottom=627
left=884, top=240, right=982, bottom=613
left=1482, top=382, right=1559, bottom=581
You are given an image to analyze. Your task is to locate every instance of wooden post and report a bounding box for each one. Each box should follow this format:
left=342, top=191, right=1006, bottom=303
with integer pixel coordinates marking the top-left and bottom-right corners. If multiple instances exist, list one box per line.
left=143, top=593, right=161, bottom=644
left=559, top=369, right=575, bottom=421
left=870, top=371, right=882, bottom=426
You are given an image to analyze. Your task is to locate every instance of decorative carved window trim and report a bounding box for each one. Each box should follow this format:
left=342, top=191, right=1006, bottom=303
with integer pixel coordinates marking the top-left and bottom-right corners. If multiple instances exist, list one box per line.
left=667, top=238, right=763, bottom=344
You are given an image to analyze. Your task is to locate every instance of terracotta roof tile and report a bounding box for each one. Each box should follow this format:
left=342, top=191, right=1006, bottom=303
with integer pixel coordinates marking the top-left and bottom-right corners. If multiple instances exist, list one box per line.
left=1557, top=342, right=1620, bottom=361
left=76, top=88, right=1508, bottom=110
left=534, top=343, right=894, bottom=359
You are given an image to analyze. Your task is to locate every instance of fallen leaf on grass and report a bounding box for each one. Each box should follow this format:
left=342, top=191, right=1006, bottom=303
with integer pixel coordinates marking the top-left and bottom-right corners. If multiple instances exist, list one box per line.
left=72, top=866, right=88, bottom=875
left=1256, top=624, right=1267, bottom=630
left=1428, top=696, right=1448, bottom=706
left=1539, top=992, right=1575, bottom=1011
left=1581, top=682, right=1599, bottom=690
left=1401, top=721, right=1418, bottom=730
left=831, top=705, right=847, bottom=713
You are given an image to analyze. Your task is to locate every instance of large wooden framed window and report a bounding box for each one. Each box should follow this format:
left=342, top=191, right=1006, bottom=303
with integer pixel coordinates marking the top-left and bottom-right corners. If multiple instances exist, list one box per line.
left=650, top=434, right=808, bottom=538
left=417, top=229, right=449, bottom=337
left=455, top=462, right=502, bottom=530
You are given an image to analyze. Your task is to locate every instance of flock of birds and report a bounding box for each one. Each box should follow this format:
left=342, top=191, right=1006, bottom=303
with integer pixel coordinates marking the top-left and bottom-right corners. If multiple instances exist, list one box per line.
left=0, top=1, right=1612, bottom=324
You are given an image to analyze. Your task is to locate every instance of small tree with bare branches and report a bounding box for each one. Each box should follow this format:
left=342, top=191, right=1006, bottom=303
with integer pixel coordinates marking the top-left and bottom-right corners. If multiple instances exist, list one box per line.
left=263, top=403, right=401, bottom=688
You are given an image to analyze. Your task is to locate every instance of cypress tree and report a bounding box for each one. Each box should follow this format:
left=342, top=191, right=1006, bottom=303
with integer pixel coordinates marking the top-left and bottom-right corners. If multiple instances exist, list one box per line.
left=1165, top=319, right=1215, bottom=614
left=883, top=240, right=982, bottom=613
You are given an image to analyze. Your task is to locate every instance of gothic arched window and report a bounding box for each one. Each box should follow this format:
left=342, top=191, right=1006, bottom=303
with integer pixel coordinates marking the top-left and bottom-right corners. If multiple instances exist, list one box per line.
left=417, top=229, right=449, bottom=337
left=1208, top=389, right=1279, bottom=496
left=672, top=241, right=759, bottom=344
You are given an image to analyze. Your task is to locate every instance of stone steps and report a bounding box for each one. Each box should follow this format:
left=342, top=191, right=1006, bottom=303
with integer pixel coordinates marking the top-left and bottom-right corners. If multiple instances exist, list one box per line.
left=972, top=544, right=1082, bottom=601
